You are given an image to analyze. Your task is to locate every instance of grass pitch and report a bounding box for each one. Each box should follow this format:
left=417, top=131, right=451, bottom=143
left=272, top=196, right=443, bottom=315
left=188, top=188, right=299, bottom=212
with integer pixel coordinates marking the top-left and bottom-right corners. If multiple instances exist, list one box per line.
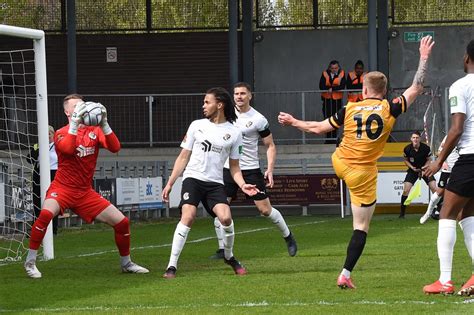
left=0, top=214, right=473, bottom=314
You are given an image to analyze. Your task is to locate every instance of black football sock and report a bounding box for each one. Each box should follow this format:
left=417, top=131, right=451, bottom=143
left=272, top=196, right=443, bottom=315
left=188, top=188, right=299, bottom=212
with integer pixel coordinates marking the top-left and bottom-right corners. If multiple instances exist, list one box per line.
left=343, top=229, right=367, bottom=272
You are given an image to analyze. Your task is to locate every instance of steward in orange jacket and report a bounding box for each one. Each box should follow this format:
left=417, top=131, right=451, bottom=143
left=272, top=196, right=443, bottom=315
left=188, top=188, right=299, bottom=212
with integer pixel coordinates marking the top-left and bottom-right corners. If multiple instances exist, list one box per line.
left=346, top=60, right=365, bottom=102
left=319, top=60, right=346, bottom=143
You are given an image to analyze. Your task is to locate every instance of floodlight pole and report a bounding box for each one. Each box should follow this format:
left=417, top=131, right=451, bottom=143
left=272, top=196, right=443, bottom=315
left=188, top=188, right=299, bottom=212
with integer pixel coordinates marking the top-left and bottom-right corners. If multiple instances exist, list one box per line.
left=368, top=0, right=377, bottom=71
left=228, top=0, right=239, bottom=88
left=67, top=0, right=77, bottom=93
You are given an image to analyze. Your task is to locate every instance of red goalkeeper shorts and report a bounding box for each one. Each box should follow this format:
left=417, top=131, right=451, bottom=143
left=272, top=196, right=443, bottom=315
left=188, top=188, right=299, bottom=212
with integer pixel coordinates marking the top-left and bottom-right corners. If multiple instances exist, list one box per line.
left=45, top=181, right=112, bottom=223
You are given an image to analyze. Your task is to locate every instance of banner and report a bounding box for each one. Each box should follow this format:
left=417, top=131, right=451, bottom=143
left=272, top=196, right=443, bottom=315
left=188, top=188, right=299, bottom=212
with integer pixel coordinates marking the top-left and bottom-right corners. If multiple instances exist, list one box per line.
left=116, top=178, right=140, bottom=205
left=232, top=174, right=344, bottom=206
left=138, top=177, right=163, bottom=209
left=94, top=178, right=117, bottom=205
left=377, top=172, right=429, bottom=204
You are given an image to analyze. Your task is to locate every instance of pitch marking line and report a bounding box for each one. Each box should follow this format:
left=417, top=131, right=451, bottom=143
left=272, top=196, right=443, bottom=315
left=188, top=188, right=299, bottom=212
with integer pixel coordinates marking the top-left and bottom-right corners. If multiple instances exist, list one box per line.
left=70, top=220, right=327, bottom=259
left=2, top=298, right=473, bottom=312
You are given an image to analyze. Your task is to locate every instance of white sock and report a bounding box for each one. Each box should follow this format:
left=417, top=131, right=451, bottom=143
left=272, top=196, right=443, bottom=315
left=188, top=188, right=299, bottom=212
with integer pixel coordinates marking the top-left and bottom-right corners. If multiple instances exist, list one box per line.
left=459, top=216, right=474, bottom=272
left=26, top=249, right=38, bottom=262
left=427, top=192, right=441, bottom=214
left=120, top=255, right=131, bottom=267
left=214, top=217, right=224, bottom=250
left=438, top=219, right=457, bottom=284
left=267, top=208, right=290, bottom=238
left=167, top=221, right=191, bottom=269
left=222, top=221, right=235, bottom=260
left=341, top=268, right=351, bottom=278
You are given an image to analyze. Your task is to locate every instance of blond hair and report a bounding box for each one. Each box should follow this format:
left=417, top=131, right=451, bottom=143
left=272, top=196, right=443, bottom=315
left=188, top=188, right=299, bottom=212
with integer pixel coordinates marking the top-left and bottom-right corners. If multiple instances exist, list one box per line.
left=364, top=71, right=387, bottom=95
left=63, top=94, right=83, bottom=106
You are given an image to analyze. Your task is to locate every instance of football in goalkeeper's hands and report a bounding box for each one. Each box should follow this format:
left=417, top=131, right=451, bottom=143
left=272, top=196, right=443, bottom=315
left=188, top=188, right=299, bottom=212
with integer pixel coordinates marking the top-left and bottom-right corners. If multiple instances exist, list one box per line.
left=82, top=102, right=103, bottom=126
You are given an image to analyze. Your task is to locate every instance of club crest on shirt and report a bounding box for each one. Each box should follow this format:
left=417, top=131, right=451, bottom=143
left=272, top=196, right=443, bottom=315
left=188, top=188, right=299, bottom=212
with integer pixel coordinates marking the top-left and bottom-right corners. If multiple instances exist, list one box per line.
left=76, top=145, right=95, bottom=157
left=245, top=121, right=253, bottom=128
left=88, top=132, right=97, bottom=140
left=223, top=134, right=231, bottom=141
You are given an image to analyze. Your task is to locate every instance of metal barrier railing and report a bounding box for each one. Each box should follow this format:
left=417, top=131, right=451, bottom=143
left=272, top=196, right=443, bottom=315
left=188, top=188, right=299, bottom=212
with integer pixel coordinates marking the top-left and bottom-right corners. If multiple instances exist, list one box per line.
left=45, top=87, right=445, bottom=147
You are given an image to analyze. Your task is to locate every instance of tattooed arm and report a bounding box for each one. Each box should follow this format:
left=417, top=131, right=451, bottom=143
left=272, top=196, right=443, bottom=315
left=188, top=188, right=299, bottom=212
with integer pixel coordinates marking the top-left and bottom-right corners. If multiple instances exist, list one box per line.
left=403, top=36, right=435, bottom=109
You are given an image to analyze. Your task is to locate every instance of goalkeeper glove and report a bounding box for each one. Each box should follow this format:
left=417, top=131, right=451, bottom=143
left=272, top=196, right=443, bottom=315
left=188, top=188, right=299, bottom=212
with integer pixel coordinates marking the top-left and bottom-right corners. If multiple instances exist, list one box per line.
left=68, top=101, right=87, bottom=135
left=98, top=103, right=113, bottom=135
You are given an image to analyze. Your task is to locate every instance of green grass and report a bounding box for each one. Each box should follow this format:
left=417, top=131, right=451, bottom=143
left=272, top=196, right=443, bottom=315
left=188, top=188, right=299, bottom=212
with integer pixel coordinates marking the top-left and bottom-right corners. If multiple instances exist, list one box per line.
left=0, top=215, right=473, bottom=314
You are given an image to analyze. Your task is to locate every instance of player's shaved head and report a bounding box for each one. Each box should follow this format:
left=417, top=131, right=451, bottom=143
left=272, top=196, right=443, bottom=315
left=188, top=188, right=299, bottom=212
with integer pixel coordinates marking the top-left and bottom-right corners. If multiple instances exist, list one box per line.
left=234, top=82, right=252, bottom=93
left=63, top=94, right=83, bottom=106
left=364, top=71, right=387, bottom=95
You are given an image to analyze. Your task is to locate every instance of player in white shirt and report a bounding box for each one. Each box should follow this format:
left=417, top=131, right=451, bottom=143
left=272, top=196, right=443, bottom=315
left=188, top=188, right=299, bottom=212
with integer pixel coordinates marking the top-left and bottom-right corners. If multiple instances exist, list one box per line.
left=210, top=82, right=297, bottom=259
left=420, top=135, right=459, bottom=224
left=423, top=40, right=474, bottom=296
left=161, top=87, right=259, bottom=278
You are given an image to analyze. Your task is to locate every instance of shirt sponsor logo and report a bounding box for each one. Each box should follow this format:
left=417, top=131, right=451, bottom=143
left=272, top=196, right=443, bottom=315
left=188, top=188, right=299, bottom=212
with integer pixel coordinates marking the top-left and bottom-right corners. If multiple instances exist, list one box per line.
left=355, top=105, right=382, bottom=111
left=76, top=145, right=95, bottom=157
left=201, top=140, right=223, bottom=153
left=449, top=96, right=457, bottom=107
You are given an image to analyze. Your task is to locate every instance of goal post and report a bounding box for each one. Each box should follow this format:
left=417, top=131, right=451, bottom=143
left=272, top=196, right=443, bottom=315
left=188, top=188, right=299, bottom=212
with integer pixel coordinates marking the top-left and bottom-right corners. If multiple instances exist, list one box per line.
left=0, top=24, right=53, bottom=260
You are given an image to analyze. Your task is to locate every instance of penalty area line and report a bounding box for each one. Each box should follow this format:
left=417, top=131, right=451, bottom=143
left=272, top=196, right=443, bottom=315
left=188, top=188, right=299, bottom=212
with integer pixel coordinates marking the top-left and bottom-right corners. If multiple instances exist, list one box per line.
left=69, top=219, right=327, bottom=259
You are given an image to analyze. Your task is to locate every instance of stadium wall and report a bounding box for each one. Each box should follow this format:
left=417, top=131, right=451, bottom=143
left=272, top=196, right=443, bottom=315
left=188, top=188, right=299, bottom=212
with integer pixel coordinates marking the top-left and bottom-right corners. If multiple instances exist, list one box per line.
left=254, top=26, right=473, bottom=92
left=0, top=32, right=235, bottom=94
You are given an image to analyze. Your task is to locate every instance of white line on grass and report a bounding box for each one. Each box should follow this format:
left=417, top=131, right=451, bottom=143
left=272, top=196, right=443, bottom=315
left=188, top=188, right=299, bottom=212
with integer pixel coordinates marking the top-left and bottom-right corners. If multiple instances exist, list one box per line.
left=2, top=298, right=473, bottom=312
left=69, top=220, right=327, bottom=259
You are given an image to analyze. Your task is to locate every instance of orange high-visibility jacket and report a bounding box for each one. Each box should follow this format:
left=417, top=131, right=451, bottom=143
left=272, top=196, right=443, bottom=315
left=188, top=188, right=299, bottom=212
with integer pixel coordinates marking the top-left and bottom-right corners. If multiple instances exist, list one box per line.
left=320, top=69, right=345, bottom=100
left=347, top=71, right=365, bottom=102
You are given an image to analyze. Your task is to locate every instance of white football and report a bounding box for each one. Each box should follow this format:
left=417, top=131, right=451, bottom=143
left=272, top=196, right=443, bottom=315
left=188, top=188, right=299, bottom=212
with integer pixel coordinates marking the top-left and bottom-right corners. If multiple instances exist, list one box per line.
left=82, top=102, right=103, bottom=126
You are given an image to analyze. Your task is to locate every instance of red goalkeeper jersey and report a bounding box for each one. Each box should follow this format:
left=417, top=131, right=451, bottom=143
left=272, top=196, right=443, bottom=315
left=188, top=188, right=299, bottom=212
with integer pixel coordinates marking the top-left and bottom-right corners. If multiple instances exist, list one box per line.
left=53, top=125, right=120, bottom=189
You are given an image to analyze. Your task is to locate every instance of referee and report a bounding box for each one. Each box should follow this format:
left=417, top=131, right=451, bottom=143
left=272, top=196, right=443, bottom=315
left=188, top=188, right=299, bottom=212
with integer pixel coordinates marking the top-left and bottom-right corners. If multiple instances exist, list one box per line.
left=400, top=131, right=437, bottom=218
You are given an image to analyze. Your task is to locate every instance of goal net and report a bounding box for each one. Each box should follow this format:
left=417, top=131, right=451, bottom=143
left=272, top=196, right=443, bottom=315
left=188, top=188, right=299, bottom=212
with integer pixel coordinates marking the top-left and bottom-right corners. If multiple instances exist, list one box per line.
left=0, top=25, right=53, bottom=263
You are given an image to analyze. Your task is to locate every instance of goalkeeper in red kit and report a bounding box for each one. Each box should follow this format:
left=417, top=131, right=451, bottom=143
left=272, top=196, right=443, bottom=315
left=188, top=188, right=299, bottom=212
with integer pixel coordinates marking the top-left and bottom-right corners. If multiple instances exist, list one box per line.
left=24, top=94, right=149, bottom=278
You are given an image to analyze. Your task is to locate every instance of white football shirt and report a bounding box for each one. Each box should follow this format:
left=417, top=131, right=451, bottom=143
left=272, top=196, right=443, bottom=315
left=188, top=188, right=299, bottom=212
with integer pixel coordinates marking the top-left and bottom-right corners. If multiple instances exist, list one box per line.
left=449, top=73, right=474, bottom=155
left=181, top=119, right=242, bottom=184
left=224, top=107, right=270, bottom=170
left=438, top=136, right=459, bottom=172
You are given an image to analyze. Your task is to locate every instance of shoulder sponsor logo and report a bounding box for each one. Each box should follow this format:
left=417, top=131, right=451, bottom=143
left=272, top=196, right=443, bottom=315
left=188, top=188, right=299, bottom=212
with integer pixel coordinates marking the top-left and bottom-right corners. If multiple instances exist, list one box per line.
left=449, top=96, right=457, bottom=107
left=51, top=192, right=58, bottom=197
left=76, top=145, right=95, bottom=157
left=182, top=135, right=187, bottom=143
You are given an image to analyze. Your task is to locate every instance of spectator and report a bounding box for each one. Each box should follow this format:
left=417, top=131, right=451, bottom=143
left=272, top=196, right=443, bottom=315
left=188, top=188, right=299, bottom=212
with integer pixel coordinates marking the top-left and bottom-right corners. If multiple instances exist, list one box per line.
left=347, top=60, right=366, bottom=102
left=27, top=126, right=59, bottom=234
left=320, top=60, right=346, bottom=143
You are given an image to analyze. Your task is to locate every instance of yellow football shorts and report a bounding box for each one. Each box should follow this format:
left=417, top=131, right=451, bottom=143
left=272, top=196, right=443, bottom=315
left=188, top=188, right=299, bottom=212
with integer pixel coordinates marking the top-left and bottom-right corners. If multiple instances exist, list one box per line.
left=332, top=152, right=377, bottom=207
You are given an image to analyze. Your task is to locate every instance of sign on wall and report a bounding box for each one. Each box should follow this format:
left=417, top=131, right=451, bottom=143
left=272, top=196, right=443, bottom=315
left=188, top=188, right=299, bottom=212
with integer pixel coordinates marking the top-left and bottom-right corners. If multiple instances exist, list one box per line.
left=377, top=172, right=429, bottom=204
left=232, top=174, right=344, bottom=206
left=138, top=177, right=163, bottom=209
left=404, top=31, right=434, bottom=43
left=94, top=178, right=117, bottom=205
left=116, top=178, right=140, bottom=205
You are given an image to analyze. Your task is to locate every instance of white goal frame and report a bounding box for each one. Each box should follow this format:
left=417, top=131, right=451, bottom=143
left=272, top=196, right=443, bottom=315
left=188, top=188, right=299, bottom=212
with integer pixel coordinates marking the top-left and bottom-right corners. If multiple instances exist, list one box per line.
left=0, top=24, right=53, bottom=260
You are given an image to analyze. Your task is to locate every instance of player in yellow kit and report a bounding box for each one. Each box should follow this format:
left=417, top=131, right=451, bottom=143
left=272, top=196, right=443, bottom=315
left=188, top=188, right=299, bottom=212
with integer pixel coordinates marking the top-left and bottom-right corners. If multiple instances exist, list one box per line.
left=279, top=36, right=434, bottom=289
